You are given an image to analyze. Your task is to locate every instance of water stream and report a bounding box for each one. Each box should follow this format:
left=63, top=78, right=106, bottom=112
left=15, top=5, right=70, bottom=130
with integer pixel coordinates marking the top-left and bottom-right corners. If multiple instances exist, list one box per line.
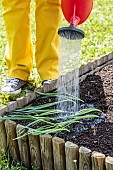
left=57, top=37, right=81, bottom=115
left=56, top=35, right=105, bottom=130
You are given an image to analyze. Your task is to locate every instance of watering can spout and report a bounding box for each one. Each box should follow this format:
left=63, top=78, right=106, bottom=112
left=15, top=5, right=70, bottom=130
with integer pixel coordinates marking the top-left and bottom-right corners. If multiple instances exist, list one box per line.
left=58, top=25, right=84, bottom=40
left=58, top=0, right=93, bottom=40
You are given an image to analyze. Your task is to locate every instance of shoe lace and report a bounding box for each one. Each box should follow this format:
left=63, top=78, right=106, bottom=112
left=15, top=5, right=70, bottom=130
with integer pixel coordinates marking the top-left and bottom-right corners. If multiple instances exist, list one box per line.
left=7, top=78, right=19, bottom=87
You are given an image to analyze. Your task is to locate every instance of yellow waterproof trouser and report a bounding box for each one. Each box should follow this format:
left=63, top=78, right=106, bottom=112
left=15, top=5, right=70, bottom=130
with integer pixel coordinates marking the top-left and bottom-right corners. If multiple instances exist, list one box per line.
left=2, top=0, right=61, bottom=81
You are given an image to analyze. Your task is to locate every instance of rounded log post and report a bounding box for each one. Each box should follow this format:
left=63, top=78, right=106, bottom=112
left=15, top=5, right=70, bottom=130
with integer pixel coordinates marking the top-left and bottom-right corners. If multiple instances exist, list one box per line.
left=79, top=146, right=91, bottom=170
left=0, top=120, right=7, bottom=153
left=106, top=156, right=113, bottom=170
left=16, top=124, right=31, bottom=170
left=52, top=137, right=66, bottom=170
left=92, top=151, right=105, bottom=170
left=40, top=134, right=53, bottom=170
left=65, top=141, right=79, bottom=170
left=5, top=120, right=20, bottom=162
left=28, top=134, right=42, bottom=170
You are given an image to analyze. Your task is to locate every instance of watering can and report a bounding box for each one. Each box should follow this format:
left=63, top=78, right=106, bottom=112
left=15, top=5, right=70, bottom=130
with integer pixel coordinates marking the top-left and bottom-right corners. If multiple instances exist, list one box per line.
left=58, top=0, right=93, bottom=40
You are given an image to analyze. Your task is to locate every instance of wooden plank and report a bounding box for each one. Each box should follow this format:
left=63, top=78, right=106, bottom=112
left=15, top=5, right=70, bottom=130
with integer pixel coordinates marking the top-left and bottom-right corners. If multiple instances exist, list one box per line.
left=40, top=134, right=53, bottom=170
left=16, top=97, right=26, bottom=108
left=65, top=141, right=79, bottom=170
left=16, top=124, right=31, bottom=169
left=79, top=59, right=113, bottom=83
left=79, top=146, right=91, bottom=170
left=7, top=101, right=17, bottom=112
left=28, top=134, right=42, bottom=170
left=5, top=120, right=20, bottom=162
left=0, top=106, right=8, bottom=116
left=106, top=156, right=113, bottom=170
left=52, top=137, right=65, bottom=170
left=43, top=80, right=57, bottom=92
left=108, top=52, right=113, bottom=61
left=0, top=120, right=7, bottom=153
left=92, top=151, right=105, bottom=170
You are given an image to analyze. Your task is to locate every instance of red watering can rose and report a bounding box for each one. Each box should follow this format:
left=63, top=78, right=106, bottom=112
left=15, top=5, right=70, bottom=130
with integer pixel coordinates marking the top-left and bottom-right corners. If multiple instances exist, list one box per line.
left=58, top=0, right=93, bottom=40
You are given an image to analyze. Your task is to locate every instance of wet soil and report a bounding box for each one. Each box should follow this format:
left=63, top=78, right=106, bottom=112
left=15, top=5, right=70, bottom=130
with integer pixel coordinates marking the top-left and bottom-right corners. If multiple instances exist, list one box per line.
left=80, top=64, right=113, bottom=123
left=7, top=64, right=113, bottom=157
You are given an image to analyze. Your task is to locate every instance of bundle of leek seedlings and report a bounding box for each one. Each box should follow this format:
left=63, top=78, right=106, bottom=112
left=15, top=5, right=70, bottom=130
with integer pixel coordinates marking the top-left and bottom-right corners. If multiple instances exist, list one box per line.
left=0, top=92, right=101, bottom=139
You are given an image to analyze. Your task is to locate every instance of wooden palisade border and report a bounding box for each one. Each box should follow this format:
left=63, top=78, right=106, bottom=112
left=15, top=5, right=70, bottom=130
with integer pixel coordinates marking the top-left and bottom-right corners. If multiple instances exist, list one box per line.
left=1, top=123, right=113, bottom=170
left=0, top=52, right=113, bottom=169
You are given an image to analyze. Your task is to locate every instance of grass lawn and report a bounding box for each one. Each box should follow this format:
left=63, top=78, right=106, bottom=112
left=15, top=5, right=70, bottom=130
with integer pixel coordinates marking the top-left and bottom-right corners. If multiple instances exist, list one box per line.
left=0, top=0, right=113, bottom=168
left=0, top=153, right=27, bottom=170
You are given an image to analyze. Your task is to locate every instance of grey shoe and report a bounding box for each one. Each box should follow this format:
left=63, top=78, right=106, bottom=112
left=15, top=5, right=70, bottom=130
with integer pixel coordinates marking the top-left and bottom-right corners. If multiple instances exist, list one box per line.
left=42, top=79, right=57, bottom=92
left=1, top=78, right=26, bottom=94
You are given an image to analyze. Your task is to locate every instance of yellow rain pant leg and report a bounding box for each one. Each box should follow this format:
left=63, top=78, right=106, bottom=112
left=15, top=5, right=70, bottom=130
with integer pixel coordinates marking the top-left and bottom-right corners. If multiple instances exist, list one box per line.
left=2, top=0, right=33, bottom=80
left=35, top=0, right=62, bottom=81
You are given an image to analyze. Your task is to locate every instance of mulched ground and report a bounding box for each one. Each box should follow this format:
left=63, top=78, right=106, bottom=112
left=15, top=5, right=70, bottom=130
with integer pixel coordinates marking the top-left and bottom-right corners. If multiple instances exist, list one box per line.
left=71, top=63, right=113, bottom=157
left=7, top=64, right=113, bottom=157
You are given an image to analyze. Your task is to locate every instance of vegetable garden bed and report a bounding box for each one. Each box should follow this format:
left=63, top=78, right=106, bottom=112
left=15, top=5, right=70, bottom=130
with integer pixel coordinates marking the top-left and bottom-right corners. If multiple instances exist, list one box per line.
left=0, top=52, right=113, bottom=170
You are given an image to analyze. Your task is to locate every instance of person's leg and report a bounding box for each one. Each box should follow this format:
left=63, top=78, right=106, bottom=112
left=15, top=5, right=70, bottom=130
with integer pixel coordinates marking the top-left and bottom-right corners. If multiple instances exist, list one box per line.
left=2, top=0, right=33, bottom=81
left=1, top=0, right=33, bottom=94
left=35, top=0, right=62, bottom=81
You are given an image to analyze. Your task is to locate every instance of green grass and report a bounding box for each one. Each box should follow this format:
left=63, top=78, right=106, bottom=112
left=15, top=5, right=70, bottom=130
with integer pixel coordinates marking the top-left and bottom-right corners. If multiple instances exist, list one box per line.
left=0, top=153, right=39, bottom=169
left=79, top=0, right=113, bottom=65
left=0, top=153, right=27, bottom=170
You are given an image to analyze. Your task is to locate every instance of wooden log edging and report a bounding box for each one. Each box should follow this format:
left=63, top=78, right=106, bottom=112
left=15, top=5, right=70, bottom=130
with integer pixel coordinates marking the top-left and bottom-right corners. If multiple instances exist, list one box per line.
left=0, top=120, right=7, bottom=153
left=5, top=120, right=20, bottom=162
left=0, top=52, right=113, bottom=169
left=52, top=137, right=66, bottom=170
left=106, top=156, right=113, bottom=170
left=79, top=146, right=91, bottom=170
left=79, top=52, right=113, bottom=76
left=65, top=141, right=79, bottom=170
left=69, top=51, right=113, bottom=84
left=28, top=134, right=42, bottom=169
left=0, top=121, right=113, bottom=170
left=16, top=124, right=31, bottom=169
left=40, top=134, right=53, bottom=170
left=92, top=151, right=105, bottom=170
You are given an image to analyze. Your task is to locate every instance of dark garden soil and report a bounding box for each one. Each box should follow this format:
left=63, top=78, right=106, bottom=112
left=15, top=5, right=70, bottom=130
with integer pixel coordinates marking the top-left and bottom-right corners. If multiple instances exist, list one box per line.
left=7, top=64, right=113, bottom=157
